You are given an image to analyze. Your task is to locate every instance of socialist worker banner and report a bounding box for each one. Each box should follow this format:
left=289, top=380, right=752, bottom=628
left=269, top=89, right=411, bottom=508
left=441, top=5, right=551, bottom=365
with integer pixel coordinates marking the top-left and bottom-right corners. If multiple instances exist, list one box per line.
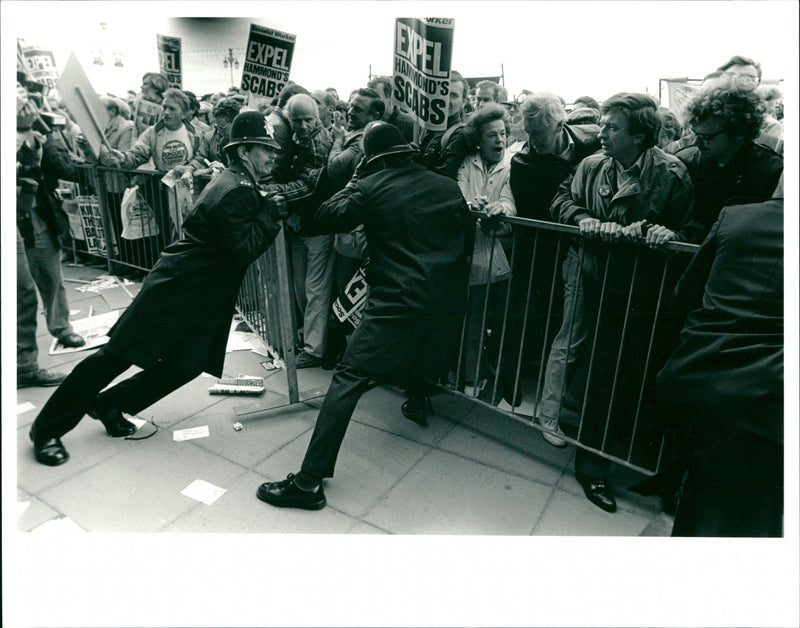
left=241, top=24, right=296, bottom=101
left=393, top=17, right=455, bottom=132
left=22, top=46, right=59, bottom=89
left=157, top=35, right=183, bottom=89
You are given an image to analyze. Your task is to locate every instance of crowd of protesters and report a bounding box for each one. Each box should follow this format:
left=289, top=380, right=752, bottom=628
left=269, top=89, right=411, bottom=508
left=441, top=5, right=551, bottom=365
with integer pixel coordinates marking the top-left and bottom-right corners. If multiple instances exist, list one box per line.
left=18, top=53, right=784, bottom=537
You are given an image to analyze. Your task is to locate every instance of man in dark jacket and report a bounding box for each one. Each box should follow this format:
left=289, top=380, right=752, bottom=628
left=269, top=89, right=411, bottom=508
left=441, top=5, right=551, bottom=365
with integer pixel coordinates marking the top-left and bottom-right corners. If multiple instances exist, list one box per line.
left=258, top=122, right=473, bottom=510
left=670, top=79, right=783, bottom=239
left=499, top=92, right=601, bottom=406
left=415, top=70, right=470, bottom=179
left=367, top=75, right=416, bottom=143
left=657, top=187, right=783, bottom=536
left=28, top=111, right=287, bottom=466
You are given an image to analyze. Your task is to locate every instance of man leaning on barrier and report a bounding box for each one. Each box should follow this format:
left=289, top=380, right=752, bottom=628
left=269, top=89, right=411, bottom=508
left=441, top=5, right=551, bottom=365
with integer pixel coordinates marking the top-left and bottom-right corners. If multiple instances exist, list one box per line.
left=499, top=91, right=601, bottom=408
left=545, top=93, right=701, bottom=513
left=28, top=111, right=287, bottom=466
left=257, top=122, right=473, bottom=511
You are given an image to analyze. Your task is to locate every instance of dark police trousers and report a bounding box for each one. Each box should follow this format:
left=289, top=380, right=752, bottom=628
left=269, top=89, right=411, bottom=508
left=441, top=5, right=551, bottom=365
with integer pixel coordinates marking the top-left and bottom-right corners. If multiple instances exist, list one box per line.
left=300, top=363, right=424, bottom=479
left=32, top=346, right=198, bottom=440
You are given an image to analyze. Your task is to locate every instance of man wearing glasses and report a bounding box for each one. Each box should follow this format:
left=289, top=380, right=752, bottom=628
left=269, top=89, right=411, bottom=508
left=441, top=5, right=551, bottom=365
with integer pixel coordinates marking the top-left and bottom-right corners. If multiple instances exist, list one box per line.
left=716, top=55, right=761, bottom=92
left=671, top=77, right=783, bottom=238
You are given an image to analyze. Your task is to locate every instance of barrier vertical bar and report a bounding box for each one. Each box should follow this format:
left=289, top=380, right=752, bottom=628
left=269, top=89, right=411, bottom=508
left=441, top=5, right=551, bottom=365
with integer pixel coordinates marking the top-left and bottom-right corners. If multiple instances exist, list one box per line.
left=273, top=224, right=299, bottom=404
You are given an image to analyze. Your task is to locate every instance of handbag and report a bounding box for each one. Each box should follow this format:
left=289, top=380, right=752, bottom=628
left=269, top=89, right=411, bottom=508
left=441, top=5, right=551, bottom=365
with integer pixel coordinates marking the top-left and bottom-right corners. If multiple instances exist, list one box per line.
left=469, top=220, right=511, bottom=285
left=120, top=185, right=160, bottom=239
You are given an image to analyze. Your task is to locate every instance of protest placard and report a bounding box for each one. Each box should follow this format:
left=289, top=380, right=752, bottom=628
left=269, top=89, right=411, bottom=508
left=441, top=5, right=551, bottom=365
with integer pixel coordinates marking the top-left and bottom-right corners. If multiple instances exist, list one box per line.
left=393, top=17, right=455, bottom=132
left=21, top=46, right=59, bottom=89
left=240, top=23, right=296, bottom=102
left=332, top=263, right=369, bottom=331
left=76, top=195, right=107, bottom=256
left=57, top=52, right=109, bottom=157
left=157, top=34, right=182, bottom=88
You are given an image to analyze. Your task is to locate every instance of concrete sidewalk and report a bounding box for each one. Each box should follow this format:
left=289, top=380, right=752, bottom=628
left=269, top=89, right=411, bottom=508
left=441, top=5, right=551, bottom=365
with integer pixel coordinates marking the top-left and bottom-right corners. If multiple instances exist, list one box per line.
left=15, top=262, right=673, bottom=536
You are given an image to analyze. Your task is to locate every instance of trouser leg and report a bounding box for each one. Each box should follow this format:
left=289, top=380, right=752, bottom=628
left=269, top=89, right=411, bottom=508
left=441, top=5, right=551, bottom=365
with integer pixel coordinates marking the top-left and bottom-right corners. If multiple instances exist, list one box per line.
left=301, top=235, right=335, bottom=358
left=27, top=224, right=74, bottom=339
left=17, top=228, right=40, bottom=375
left=539, top=247, right=586, bottom=420
left=31, top=346, right=132, bottom=440
left=575, top=447, right=611, bottom=481
left=464, top=283, right=488, bottom=387
left=672, top=424, right=783, bottom=537
left=96, top=361, right=200, bottom=415
left=288, top=232, right=308, bottom=327
left=300, top=363, right=382, bottom=478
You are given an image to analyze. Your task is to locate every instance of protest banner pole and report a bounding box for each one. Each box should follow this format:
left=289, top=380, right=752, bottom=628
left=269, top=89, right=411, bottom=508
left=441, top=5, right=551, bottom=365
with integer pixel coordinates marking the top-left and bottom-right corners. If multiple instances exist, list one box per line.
left=74, top=85, right=112, bottom=150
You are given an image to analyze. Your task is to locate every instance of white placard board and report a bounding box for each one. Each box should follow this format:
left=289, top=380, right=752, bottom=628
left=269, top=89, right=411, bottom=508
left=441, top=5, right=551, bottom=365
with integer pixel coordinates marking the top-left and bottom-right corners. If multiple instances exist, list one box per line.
left=56, top=52, right=109, bottom=157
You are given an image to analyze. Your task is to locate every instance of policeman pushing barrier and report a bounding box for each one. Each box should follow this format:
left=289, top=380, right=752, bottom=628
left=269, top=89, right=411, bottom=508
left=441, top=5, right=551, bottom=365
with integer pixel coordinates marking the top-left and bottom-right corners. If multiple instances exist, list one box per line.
left=28, top=111, right=288, bottom=466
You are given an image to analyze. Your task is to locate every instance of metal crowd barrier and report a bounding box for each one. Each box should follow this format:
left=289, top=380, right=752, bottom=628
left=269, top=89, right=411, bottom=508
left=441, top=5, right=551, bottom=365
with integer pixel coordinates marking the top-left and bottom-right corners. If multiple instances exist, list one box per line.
left=65, top=164, right=699, bottom=473
left=447, top=216, right=699, bottom=476
left=71, top=164, right=190, bottom=273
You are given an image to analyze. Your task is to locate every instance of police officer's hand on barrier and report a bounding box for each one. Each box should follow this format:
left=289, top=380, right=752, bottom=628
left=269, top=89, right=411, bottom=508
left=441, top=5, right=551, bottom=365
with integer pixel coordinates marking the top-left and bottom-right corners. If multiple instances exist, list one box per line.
left=269, top=194, right=287, bottom=220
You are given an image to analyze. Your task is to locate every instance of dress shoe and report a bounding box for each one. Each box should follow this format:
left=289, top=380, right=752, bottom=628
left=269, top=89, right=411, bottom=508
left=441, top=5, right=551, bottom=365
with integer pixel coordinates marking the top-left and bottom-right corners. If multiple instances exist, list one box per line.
left=17, top=368, right=67, bottom=388
left=401, top=396, right=432, bottom=426
left=58, top=332, right=86, bottom=348
left=29, top=429, right=70, bottom=466
left=576, top=472, right=617, bottom=513
left=88, top=407, right=138, bottom=437
left=256, top=473, right=326, bottom=510
left=502, top=387, right=523, bottom=407
left=537, top=414, right=568, bottom=448
left=295, top=351, right=322, bottom=369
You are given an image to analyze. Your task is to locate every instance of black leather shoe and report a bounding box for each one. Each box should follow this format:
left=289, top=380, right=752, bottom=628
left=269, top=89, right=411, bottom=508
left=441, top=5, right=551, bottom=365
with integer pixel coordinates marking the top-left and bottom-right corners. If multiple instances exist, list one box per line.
left=17, top=368, right=66, bottom=388
left=295, top=352, right=322, bottom=369
left=88, top=407, right=138, bottom=437
left=29, top=429, right=70, bottom=466
left=58, top=332, right=86, bottom=348
left=401, top=396, right=432, bottom=426
left=257, top=474, right=326, bottom=510
left=576, top=472, right=617, bottom=513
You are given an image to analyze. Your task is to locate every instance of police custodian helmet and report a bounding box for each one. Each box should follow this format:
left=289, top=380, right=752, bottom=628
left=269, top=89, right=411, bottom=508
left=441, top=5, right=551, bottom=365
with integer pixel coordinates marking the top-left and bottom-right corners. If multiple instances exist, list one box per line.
left=223, top=110, right=281, bottom=151
left=362, top=121, right=415, bottom=165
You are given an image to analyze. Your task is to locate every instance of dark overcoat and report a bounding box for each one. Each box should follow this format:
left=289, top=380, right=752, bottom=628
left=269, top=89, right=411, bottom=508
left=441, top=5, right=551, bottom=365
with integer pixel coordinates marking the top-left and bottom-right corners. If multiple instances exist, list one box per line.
left=105, top=163, right=282, bottom=377
left=657, top=198, right=784, bottom=443
left=315, top=161, right=473, bottom=386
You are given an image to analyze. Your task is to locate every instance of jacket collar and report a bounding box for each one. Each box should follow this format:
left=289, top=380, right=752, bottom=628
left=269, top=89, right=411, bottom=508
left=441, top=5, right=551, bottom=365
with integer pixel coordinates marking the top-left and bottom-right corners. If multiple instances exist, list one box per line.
left=154, top=119, right=196, bottom=137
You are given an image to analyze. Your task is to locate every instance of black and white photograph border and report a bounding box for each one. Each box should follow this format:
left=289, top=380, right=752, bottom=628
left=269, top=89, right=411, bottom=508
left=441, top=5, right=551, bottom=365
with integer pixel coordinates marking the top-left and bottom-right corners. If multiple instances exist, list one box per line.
left=2, top=1, right=798, bottom=627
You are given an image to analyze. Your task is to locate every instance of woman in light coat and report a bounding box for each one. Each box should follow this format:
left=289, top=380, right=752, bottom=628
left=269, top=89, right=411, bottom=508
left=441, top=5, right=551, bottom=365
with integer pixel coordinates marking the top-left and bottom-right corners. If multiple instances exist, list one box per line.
left=456, top=103, right=516, bottom=396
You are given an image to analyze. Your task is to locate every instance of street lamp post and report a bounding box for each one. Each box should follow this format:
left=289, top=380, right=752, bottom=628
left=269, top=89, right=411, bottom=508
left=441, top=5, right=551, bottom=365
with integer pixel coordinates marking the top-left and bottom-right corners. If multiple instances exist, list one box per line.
left=222, top=48, right=239, bottom=88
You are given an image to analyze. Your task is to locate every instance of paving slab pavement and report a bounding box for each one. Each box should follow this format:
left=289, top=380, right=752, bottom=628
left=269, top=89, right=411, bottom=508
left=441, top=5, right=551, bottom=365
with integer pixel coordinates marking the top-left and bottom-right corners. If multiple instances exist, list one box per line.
left=14, top=261, right=672, bottom=536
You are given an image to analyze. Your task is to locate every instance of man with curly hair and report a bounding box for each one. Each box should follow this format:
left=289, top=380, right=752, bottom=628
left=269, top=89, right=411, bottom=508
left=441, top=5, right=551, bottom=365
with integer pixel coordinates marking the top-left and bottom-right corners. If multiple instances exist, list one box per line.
left=672, top=80, right=783, bottom=237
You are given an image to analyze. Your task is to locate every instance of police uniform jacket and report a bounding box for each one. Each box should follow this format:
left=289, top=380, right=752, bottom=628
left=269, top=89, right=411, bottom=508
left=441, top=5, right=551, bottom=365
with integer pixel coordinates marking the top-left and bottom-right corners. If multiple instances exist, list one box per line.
left=314, top=160, right=473, bottom=386
left=105, top=162, right=282, bottom=377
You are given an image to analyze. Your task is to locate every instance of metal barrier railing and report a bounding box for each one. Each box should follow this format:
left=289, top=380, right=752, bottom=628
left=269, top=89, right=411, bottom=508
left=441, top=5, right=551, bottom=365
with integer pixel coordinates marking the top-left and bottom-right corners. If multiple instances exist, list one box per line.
left=447, top=216, right=699, bottom=476
left=64, top=164, right=699, bottom=472
left=237, top=229, right=300, bottom=404
left=71, top=164, right=182, bottom=272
